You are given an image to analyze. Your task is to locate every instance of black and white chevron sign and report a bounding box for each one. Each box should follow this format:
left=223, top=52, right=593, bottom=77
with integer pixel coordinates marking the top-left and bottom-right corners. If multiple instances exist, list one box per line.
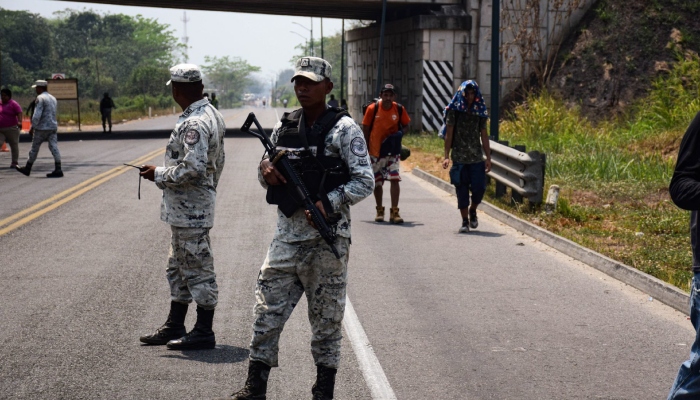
left=422, top=60, right=454, bottom=132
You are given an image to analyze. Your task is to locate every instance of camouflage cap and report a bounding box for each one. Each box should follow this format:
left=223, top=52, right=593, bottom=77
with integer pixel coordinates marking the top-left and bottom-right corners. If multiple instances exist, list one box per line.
left=166, top=63, right=202, bottom=86
left=291, top=57, right=332, bottom=82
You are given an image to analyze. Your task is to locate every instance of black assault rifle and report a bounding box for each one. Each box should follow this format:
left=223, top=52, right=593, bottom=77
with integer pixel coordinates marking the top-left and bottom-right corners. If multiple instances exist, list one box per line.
left=241, top=112, right=341, bottom=259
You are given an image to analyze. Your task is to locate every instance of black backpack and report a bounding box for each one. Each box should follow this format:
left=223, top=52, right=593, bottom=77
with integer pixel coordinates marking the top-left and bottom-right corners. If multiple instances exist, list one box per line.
left=361, top=98, right=379, bottom=116
left=362, top=100, right=404, bottom=157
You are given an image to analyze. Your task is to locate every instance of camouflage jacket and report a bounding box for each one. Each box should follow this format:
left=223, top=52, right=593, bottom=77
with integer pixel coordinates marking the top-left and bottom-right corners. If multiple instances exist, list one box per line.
left=155, top=98, right=226, bottom=228
left=446, top=110, right=488, bottom=165
left=258, top=112, right=374, bottom=242
left=31, top=91, right=58, bottom=131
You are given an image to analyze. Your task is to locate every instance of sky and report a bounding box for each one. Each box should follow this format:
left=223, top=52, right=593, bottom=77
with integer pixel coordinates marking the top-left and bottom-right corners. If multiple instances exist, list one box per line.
left=0, top=0, right=349, bottom=81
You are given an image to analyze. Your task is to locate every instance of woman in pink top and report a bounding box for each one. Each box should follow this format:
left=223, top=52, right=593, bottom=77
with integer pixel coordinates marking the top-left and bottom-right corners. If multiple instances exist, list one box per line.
left=0, top=88, right=23, bottom=168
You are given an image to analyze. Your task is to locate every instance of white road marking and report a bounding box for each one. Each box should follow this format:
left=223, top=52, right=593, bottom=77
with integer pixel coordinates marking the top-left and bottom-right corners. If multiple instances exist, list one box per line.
left=343, top=296, right=398, bottom=400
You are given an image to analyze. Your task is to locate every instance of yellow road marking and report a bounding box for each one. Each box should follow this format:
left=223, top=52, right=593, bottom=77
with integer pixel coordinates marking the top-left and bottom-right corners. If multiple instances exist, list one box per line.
left=0, top=147, right=164, bottom=228
left=1, top=110, right=247, bottom=237
left=0, top=148, right=165, bottom=236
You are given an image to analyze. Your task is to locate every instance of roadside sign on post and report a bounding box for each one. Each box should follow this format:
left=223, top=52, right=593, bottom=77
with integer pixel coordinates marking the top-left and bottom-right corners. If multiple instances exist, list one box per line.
left=47, top=78, right=81, bottom=131
left=48, top=79, right=78, bottom=100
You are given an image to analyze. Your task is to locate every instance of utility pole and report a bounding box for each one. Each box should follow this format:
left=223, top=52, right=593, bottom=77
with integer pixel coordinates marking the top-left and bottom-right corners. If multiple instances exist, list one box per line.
left=340, top=19, right=345, bottom=105
left=181, top=11, right=190, bottom=62
left=321, top=18, right=324, bottom=59
left=310, top=17, right=314, bottom=56
left=490, top=0, right=500, bottom=141
left=376, top=0, right=387, bottom=96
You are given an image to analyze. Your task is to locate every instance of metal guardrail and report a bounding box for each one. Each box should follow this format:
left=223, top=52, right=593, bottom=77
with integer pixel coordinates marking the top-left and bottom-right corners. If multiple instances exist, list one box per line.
left=488, top=140, right=546, bottom=204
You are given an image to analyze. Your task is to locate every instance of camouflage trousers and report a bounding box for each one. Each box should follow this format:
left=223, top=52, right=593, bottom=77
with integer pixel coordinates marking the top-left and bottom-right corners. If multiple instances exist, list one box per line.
left=166, top=226, right=218, bottom=310
left=250, top=236, right=351, bottom=369
left=28, top=129, right=61, bottom=164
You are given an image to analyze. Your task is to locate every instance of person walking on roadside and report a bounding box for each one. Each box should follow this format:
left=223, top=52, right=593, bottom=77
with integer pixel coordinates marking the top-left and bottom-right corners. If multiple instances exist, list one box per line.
left=99, top=92, right=115, bottom=133
left=16, top=80, right=63, bottom=178
left=0, top=88, right=23, bottom=168
left=211, top=93, right=219, bottom=109
left=441, top=80, right=491, bottom=233
left=138, top=64, right=226, bottom=351
left=224, top=56, right=373, bottom=400
left=361, top=83, right=411, bottom=224
left=667, top=111, right=700, bottom=399
left=327, top=94, right=339, bottom=108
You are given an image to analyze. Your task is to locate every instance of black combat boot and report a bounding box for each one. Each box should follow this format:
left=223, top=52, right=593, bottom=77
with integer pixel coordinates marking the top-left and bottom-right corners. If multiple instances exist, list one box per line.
left=312, top=365, right=337, bottom=400
left=140, top=301, right=188, bottom=345
left=15, top=161, right=32, bottom=176
left=166, top=306, right=216, bottom=350
left=46, top=162, right=64, bottom=178
left=227, top=360, right=271, bottom=400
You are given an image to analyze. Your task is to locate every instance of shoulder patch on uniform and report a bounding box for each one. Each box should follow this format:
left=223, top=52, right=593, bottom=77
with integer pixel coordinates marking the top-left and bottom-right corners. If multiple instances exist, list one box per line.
left=184, top=130, right=200, bottom=145
left=350, top=137, right=368, bottom=157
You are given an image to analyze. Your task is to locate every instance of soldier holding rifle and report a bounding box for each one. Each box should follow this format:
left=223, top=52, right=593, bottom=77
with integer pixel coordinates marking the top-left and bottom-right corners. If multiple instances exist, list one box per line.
left=225, top=57, right=373, bottom=400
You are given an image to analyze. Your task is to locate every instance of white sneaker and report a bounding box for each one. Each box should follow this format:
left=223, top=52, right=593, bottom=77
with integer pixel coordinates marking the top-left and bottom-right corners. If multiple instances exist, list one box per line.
left=459, top=222, right=470, bottom=233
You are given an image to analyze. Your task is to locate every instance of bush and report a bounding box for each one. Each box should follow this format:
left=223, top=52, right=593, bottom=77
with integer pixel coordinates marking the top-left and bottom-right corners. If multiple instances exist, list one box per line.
left=629, top=52, right=700, bottom=136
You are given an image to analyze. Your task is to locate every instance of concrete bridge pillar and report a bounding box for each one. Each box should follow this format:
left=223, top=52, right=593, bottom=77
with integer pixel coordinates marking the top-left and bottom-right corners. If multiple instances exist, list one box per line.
left=346, top=0, right=596, bottom=132
left=346, top=13, right=472, bottom=132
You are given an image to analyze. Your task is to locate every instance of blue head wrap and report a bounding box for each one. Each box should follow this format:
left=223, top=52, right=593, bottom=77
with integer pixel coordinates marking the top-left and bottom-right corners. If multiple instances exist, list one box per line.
left=438, top=80, right=489, bottom=138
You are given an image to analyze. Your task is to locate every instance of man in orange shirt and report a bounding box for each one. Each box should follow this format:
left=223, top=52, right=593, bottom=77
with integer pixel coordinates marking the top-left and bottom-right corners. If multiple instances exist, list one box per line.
left=362, top=84, right=411, bottom=224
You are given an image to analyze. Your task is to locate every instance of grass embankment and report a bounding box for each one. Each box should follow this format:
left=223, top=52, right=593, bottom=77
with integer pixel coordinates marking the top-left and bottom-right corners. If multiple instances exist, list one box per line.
left=403, top=53, right=700, bottom=292
left=15, top=95, right=178, bottom=127
left=56, top=106, right=178, bottom=126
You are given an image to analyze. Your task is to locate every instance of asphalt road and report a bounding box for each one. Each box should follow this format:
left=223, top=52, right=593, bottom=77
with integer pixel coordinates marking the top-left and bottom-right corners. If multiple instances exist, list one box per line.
left=57, top=106, right=271, bottom=133
left=0, top=106, right=695, bottom=399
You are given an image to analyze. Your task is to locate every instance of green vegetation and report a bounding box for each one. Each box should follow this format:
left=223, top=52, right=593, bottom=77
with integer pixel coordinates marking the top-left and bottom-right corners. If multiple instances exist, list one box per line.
left=0, top=8, right=180, bottom=100
left=297, top=33, right=347, bottom=103
left=274, top=32, right=346, bottom=108
left=0, top=8, right=261, bottom=124
left=201, top=56, right=261, bottom=108
left=595, top=1, right=615, bottom=25
left=404, top=53, right=700, bottom=292
left=53, top=95, right=177, bottom=126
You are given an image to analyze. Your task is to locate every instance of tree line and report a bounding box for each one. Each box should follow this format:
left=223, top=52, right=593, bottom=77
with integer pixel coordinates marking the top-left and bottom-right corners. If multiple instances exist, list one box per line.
left=0, top=8, right=260, bottom=111
left=274, top=32, right=347, bottom=108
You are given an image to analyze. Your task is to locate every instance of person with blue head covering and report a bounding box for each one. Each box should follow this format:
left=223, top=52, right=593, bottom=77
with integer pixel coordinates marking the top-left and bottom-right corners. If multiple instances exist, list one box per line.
left=441, top=80, right=491, bottom=233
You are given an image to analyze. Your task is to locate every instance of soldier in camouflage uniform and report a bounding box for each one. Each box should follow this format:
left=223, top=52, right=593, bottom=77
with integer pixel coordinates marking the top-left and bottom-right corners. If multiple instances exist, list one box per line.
left=441, top=80, right=492, bottom=233
left=225, top=57, right=374, bottom=400
left=139, top=64, right=226, bottom=350
left=16, top=80, right=63, bottom=178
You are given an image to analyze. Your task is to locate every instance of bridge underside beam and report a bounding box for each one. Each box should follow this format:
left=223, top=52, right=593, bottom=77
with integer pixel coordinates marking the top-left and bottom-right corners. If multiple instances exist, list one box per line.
left=56, top=0, right=451, bottom=20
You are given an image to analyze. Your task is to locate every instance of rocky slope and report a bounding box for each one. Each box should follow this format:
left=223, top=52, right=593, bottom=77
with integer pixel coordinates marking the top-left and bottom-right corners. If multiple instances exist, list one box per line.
left=545, top=0, right=700, bottom=122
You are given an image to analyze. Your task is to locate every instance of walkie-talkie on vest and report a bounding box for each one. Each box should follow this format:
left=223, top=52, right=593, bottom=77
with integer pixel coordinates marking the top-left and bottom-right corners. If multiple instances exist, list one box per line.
left=241, top=112, right=341, bottom=259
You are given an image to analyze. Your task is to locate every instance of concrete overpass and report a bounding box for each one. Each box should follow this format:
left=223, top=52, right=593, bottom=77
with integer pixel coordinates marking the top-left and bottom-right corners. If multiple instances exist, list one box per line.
left=58, top=0, right=460, bottom=20
left=59, top=0, right=595, bottom=132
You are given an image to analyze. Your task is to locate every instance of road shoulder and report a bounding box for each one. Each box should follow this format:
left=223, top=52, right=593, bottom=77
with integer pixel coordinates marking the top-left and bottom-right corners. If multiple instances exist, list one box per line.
left=411, top=167, right=691, bottom=315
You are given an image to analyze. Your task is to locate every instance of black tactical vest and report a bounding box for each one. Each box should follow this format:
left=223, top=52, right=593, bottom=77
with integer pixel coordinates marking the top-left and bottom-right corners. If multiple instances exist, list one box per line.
left=267, top=107, right=351, bottom=218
